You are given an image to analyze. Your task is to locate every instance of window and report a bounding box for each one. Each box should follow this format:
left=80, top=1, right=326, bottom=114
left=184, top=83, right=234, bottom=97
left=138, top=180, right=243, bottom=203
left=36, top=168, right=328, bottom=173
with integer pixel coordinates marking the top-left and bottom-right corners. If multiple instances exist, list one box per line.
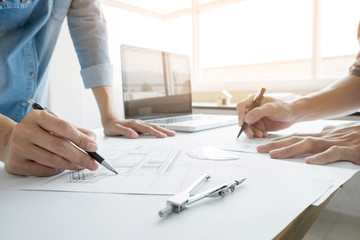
left=320, top=0, right=360, bottom=79
left=199, top=0, right=313, bottom=89
left=101, top=5, right=192, bottom=66
left=102, top=0, right=360, bottom=92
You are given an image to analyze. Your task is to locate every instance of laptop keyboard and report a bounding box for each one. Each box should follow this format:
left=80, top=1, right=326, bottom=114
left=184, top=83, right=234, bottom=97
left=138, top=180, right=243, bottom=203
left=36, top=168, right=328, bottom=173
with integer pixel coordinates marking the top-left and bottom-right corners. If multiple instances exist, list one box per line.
left=146, top=115, right=212, bottom=124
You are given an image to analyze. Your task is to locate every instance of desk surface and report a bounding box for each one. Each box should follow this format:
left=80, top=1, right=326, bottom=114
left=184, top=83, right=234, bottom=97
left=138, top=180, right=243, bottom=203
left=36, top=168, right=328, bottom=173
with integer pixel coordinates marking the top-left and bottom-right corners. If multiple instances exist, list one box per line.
left=0, top=120, right=359, bottom=240
left=0, top=189, right=333, bottom=240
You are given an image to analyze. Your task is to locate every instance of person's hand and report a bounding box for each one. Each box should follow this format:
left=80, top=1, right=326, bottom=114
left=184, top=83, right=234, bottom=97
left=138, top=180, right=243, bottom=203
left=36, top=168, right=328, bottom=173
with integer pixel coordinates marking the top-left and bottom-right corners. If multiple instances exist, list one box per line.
left=256, top=122, right=360, bottom=165
left=236, top=95, right=296, bottom=138
left=2, top=110, right=100, bottom=176
left=102, top=119, right=176, bottom=138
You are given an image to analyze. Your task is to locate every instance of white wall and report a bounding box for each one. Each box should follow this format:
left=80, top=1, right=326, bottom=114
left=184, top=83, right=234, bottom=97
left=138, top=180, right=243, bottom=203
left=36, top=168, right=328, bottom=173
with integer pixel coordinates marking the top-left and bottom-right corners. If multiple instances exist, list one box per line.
left=48, top=21, right=124, bottom=130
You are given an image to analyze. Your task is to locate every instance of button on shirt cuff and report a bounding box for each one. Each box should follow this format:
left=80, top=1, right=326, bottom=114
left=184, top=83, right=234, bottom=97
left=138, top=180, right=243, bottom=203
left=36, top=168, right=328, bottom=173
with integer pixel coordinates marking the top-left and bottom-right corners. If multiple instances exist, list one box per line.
left=81, top=63, right=113, bottom=89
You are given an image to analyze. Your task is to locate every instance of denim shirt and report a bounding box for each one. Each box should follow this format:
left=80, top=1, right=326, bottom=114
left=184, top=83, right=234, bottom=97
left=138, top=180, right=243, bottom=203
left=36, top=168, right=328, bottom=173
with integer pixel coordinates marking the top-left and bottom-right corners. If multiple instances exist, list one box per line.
left=0, top=0, right=113, bottom=123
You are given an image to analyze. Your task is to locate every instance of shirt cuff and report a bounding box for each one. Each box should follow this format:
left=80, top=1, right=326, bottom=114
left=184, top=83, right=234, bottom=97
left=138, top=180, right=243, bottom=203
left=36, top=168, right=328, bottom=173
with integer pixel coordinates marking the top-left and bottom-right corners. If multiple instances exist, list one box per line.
left=81, top=63, right=113, bottom=89
left=349, top=65, right=360, bottom=77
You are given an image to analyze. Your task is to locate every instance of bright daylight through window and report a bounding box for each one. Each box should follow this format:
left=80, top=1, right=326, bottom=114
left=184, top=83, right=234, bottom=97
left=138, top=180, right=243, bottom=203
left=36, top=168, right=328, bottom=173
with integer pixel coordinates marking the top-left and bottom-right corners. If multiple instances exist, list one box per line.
left=102, top=0, right=360, bottom=92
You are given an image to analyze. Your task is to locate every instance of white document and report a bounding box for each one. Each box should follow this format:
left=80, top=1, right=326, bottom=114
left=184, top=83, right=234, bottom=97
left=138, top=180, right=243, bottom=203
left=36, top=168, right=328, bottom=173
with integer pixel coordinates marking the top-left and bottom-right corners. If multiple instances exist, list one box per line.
left=0, top=144, right=338, bottom=240
left=0, top=120, right=358, bottom=204
left=0, top=119, right=359, bottom=240
left=214, top=120, right=360, bottom=205
left=0, top=136, right=326, bottom=188
left=222, top=133, right=281, bottom=153
left=0, top=135, right=344, bottom=205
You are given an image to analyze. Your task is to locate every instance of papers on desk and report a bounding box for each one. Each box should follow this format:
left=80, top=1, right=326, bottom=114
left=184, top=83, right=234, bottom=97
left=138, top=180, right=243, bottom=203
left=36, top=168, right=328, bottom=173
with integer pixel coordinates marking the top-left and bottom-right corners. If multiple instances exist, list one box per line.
left=0, top=121, right=360, bottom=240
left=1, top=120, right=360, bottom=240
left=0, top=133, right=357, bottom=201
left=215, top=120, right=360, bottom=206
left=221, top=119, right=353, bottom=153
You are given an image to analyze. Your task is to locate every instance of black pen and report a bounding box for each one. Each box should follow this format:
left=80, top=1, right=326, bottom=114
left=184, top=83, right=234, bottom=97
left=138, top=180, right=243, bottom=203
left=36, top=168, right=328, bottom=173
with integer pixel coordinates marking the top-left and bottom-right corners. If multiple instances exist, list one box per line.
left=27, top=99, right=118, bottom=174
left=236, top=88, right=266, bottom=139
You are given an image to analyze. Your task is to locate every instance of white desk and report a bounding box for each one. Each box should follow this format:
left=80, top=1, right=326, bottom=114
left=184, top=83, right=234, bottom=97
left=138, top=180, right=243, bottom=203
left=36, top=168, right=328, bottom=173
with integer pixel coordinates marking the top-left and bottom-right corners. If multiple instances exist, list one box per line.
left=0, top=120, right=359, bottom=240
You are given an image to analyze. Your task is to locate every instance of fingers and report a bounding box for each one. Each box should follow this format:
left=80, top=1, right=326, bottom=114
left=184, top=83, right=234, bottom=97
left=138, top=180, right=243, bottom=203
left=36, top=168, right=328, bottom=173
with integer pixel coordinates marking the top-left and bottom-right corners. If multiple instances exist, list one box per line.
left=251, top=122, right=269, bottom=138
left=23, top=111, right=99, bottom=171
left=237, top=96, right=276, bottom=124
left=258, top=136, right=360, bottom=165
left=5, top=160, right=64, bottom=177
left=28, top=145, right=81, bottom=171
left=34, top=111, right=98, bottom=152
left=256, top=137, right=317, bottom=158
left=104, top=122, right=140, bottom=138
left=306, top=146, right=360, bottom=165
left=4, top=111, right=100, bottom=177
left=78, top=127, right=97, bottom=141
left=128, top=121, right=173, bottom=138
left=268, top=140, right=313, bottom=159
left=244, top=103, right=276, bottom=124
left=104, top=120, right=176, bottom=138
left=243, top=125, right=263, bottom=138
left=268, top=132, right=323, bottom=142
left=236, top=95, right=255, bottom=126
left=30, top=128, right=98, bottom=171
left=150, top=124, right=177, bottom=137
left=237, top=96, right=285, bottom=139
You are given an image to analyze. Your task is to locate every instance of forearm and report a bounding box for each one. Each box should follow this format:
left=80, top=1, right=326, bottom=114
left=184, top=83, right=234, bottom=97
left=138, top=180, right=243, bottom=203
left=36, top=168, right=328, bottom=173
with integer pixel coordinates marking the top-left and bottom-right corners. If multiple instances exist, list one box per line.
left=0, top=115, right=16, bottom=162
left=91, top=86, right=120, bottom=127
left=290, top=74, right=360, bottom=122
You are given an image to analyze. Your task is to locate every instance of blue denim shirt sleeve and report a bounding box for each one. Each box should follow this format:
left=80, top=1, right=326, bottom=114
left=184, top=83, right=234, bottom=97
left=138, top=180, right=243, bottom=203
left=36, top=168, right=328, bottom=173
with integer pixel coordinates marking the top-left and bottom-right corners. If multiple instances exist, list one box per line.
left=67, top=0, right=113, bottom=88
left=0, top=0, right=113, bottom=122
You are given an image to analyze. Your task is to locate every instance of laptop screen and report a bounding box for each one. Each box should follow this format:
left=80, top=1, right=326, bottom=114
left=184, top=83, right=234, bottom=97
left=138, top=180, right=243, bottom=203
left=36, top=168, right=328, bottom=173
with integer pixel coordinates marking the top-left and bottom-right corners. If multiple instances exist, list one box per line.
left=121, top=45, right=192, bottom=120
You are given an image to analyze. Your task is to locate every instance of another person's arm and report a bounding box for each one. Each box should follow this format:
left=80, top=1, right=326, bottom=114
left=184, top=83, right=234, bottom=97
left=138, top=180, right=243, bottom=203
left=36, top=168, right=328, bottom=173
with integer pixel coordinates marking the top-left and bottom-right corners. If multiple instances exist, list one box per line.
left=67, top=0, right=175, bottom=138
left=236, top=74, right=360, bottom=138
left=236, top=74, right=360, bottom=164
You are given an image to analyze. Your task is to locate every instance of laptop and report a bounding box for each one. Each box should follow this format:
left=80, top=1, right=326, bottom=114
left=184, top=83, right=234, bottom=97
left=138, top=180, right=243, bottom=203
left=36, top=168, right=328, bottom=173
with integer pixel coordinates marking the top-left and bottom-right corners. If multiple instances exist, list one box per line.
left=120, top=44, right=238, bottom=132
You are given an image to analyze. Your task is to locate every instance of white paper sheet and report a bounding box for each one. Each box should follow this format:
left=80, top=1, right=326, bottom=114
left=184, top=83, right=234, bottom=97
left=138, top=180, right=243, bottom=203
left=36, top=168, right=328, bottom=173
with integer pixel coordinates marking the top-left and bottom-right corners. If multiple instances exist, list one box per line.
left=213, top=120, right=360, bottom=205
left=1, top=119, right=359, bottom=240
left=0, top=135, right=349, bottom=205
left=0, top=120, right=358, bottom=203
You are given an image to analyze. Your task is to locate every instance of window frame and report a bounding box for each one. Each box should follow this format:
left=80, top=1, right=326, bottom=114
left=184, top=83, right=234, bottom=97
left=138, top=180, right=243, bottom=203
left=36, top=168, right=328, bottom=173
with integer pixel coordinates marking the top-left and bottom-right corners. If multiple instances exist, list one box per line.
left=102, top=0, right=352, bottom=92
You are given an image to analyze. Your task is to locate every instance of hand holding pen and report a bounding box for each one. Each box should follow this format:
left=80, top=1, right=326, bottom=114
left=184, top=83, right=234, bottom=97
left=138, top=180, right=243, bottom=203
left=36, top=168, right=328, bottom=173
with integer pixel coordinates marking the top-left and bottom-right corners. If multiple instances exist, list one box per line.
left=28, top=100, right=117, bottom=174
left=0, top=100, right=109, bottom=177
left=236, top=88, right=266, bottom=139
left=236, top=88, right=298, bottom=139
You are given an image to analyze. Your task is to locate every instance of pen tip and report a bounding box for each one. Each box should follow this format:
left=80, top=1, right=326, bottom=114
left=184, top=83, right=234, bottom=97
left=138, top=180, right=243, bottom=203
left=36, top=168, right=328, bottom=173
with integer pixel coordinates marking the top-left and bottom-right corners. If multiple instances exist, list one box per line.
left=236, top=131, right=242, bottom=140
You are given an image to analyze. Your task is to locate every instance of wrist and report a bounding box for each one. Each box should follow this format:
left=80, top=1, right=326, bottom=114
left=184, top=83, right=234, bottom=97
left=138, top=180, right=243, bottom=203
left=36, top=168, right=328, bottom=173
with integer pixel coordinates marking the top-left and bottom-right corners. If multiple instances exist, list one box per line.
left=101, top=114, right=120, bottom=128
left=91, top=86, right=121, bottom=128
left=289, top=97, right=313, bottom=122
left=0, top=116, right=16, bottom=162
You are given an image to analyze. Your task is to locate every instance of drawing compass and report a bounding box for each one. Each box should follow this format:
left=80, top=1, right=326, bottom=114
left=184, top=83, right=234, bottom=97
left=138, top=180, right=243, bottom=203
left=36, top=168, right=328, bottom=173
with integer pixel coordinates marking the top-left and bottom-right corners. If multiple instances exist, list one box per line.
left=159, top=171, right=246, bottom=217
